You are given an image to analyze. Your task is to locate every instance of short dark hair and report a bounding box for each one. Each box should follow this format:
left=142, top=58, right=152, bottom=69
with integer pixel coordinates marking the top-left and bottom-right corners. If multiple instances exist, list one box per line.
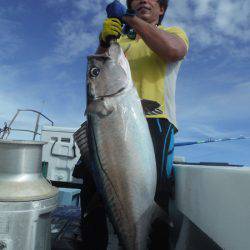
left=126, top=0, right=169, bottom=25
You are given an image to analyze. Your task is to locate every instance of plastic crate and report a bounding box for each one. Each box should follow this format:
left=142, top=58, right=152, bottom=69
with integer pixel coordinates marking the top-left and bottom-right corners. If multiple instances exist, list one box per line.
left=58, top=188, right=81, bottom=207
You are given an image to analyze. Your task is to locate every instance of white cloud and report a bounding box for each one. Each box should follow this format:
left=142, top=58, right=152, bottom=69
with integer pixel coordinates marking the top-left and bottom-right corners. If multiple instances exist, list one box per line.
left=73, top=0, right=103, bottom=12
left=165, top=0, right=250, bottom=55
left=179, top=82, right=250, bottom=122
left=43, top=0, right=133, bottom=65
left=42, top=0, right=110, bottom=65
left=193, top=0, right=214, bottom=18
left=55, top=20, right=97, bottom=63
left=176, top=79, right=250, bottom=142
left=0, top=62, right=85, bottom=134
left=42, top=0, right=246, bottom=64
left=39, top=24, right=97, bottom=66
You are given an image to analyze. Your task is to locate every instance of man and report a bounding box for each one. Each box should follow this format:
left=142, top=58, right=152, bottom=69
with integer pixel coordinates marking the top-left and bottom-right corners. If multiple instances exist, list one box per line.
left=98, top=0, right=189, bottom=212
left=84, top=0, right=188, bottom=248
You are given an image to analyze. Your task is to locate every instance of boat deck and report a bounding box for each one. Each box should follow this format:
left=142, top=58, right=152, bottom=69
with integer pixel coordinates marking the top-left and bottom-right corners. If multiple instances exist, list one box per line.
left=51, top=206, right=120, bottom=250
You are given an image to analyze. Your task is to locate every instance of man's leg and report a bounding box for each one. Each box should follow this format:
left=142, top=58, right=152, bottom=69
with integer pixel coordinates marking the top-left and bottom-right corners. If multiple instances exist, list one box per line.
left=147, top=118, right=175, bottom=211
left=82, top=193, right=109, bottom=250
left=80, top=155, right=109, bottom=250
left=147, top=118, right=175, bottom=250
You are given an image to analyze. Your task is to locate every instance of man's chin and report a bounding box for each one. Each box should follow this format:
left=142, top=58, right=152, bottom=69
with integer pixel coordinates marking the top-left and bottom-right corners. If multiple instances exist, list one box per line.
left=137, top=13, right=151, bottom=22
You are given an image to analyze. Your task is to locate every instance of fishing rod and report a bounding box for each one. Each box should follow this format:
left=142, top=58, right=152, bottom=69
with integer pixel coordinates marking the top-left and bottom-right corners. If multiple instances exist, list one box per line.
left=174, top=136, right=250, bottom=147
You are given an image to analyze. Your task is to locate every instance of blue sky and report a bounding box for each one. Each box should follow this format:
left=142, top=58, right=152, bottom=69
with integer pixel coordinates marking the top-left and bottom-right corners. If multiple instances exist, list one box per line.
left=0, top=0, right=249, bottom=165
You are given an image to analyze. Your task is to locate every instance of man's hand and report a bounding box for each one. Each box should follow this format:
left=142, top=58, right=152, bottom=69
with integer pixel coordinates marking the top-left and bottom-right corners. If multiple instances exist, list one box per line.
left=100, top=1, right=127, bottom=47
left=106, top=0, right=127, bottom=20
left=106, top=0, right=136, bottom=21
left=100, top=18, right=122, bottom=45
left=97, top=1, right=135, bottom=52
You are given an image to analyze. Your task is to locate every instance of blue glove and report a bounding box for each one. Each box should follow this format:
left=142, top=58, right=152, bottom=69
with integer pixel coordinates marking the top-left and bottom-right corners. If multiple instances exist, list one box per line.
left=106, top=0, right=135, bottom=21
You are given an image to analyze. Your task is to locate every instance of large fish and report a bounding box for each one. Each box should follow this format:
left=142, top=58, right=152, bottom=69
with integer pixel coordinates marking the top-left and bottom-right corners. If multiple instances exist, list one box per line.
left=86, top=42, right=158, bottom=250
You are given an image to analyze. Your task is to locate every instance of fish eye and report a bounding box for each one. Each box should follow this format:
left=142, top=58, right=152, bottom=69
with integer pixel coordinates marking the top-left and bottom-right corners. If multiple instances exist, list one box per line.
left=89, top=67, right=100, bottom=78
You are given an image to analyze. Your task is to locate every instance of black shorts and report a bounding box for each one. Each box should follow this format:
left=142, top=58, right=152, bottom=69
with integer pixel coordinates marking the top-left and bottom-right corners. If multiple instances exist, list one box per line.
left=147, top=118, right=175, bottom=210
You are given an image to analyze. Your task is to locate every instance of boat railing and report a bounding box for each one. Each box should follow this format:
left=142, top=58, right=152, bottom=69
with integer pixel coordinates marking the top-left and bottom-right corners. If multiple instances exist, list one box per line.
left=0, top=109, right=54, bottom=140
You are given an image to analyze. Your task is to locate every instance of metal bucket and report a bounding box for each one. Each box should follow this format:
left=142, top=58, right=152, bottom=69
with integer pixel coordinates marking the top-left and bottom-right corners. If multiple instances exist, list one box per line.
left=0, top=140, right=58, bottom=250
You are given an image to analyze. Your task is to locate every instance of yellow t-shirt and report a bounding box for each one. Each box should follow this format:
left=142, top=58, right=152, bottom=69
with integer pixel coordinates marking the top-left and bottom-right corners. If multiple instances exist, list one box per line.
left=118, top=26, right=189, bottom=129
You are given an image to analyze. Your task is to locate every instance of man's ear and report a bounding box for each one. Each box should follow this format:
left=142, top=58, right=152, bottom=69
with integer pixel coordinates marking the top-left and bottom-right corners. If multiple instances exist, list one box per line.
left=159, top=5, right=165, bottom=16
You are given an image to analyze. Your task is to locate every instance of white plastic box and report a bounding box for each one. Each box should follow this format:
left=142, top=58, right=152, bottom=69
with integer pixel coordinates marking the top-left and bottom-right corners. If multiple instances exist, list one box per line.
left=41, top=126, right=81, bottom=182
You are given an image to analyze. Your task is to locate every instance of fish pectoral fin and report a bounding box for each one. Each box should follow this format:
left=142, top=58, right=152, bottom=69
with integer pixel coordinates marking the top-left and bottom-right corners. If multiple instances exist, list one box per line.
left=86, top=99, right=115, bottom=118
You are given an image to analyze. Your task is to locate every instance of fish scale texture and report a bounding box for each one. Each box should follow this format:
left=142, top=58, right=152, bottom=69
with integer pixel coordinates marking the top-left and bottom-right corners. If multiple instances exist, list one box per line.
left=89, top=88, right=157, bottom=250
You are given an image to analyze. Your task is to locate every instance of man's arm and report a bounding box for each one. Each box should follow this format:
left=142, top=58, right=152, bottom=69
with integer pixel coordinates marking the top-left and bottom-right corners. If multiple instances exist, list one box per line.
left=123, top=16, right=187, bottom=62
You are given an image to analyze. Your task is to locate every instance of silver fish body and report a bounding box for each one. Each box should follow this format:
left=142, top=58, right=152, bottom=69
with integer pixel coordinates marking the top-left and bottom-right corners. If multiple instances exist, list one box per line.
left=87, top=43, right=157, bottom=250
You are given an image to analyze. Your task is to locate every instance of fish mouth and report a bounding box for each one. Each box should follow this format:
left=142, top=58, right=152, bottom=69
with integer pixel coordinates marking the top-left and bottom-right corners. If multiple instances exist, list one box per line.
left=89, top=87, right=126, bottom=101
